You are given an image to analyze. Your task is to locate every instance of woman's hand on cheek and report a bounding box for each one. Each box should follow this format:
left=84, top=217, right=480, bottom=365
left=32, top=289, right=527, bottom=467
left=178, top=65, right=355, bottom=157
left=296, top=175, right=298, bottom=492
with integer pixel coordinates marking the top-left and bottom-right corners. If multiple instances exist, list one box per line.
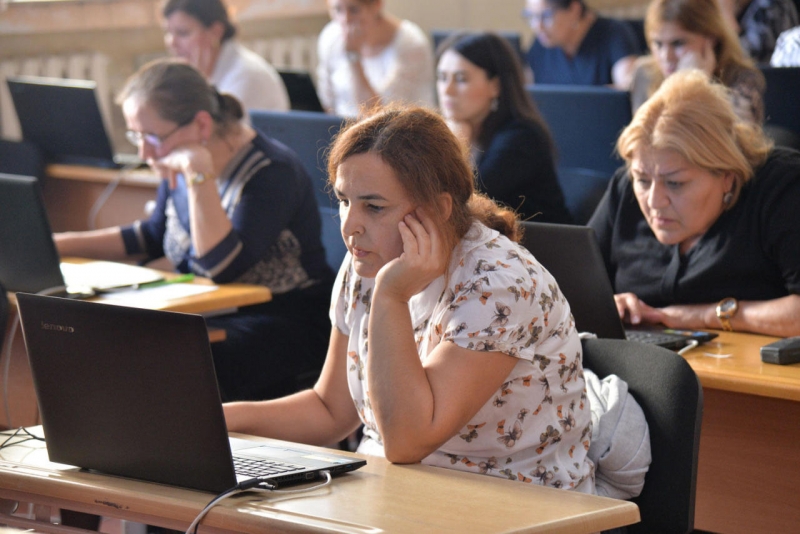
left=375, top=210, right=448, bottom=302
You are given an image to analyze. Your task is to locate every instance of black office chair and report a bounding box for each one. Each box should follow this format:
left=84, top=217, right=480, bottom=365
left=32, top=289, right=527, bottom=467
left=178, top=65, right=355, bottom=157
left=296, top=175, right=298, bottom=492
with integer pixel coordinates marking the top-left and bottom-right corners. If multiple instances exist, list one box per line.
left=249, top=109, right=345, bottom=209
left=0, top=139, right=44, bottom=181
left=581, top=338, right=703, bottom=534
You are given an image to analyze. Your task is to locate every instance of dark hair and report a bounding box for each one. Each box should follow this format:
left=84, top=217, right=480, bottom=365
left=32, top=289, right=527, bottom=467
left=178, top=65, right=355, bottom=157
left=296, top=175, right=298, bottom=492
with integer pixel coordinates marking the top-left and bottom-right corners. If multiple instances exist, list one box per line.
left=327, top=105, right=521, bottom=254
left=436, top=32, right=555, bottom=155
left=162, top=0, right=237, bottom=41
left=116, top=58, right=244, bottom=134
left=546, top=0, right=588, bottom=16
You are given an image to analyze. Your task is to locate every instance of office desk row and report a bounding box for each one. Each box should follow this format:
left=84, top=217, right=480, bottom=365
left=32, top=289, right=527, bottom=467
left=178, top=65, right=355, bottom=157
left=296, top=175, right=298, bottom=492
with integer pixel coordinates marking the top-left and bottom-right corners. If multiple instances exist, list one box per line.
left=0, top=429, right=640, bottom=533
left=682, top=331, right=800, bottom=533
left=2, top=262, right=271, bottom=431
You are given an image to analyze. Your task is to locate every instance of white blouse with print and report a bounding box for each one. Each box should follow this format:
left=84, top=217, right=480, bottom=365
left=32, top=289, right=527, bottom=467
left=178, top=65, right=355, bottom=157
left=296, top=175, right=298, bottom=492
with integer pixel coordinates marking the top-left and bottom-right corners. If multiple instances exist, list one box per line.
left=330, top=222, right=595, bottom=493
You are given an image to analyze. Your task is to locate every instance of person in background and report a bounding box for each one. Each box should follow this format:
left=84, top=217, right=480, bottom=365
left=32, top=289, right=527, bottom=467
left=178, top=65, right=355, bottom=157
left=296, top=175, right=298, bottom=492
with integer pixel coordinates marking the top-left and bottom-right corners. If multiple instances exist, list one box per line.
left=718, top=0, right=798, bottom=63
left=771, top=24, right=800, bottom=65
left=523, top=0, right=640, bottom=89
left=162, top=0, right=290, bottom=111
left=589, top=69, right=800, bottom=338
left=630, top=0, right=764, bottom=124
left=437, top=32, right=572, bottom=224
left=224, top=105, right=595, bottom=493
left=55, top=59, right=334, bottom=401
left=316, top=0, right=435, bottom=117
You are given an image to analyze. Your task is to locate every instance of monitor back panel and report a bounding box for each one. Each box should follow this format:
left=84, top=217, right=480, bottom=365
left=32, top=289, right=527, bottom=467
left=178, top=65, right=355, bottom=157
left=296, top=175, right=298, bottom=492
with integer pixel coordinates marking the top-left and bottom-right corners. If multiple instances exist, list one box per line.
left=17, top=294, right=239, bottom=493
left=7, top=76, right=118, bottom=168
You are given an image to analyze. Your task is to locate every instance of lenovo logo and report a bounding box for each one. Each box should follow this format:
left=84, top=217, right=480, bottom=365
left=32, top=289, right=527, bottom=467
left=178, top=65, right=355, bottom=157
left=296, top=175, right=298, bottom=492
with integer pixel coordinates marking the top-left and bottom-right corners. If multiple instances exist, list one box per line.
left=40, top=321, right=75, bottom=333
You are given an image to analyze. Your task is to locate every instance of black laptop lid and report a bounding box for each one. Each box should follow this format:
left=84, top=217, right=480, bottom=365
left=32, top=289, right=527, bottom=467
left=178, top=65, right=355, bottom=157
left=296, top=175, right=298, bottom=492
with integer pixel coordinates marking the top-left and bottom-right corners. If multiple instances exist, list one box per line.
left=520, top=222, right=627, bottom=339
left=6, top=75, right=119, bottom=168
left=277, top=69, right=325, bottom=112
left=0, top=174, right=66, bottom=293
left=16, top=293, right=238, bottom=493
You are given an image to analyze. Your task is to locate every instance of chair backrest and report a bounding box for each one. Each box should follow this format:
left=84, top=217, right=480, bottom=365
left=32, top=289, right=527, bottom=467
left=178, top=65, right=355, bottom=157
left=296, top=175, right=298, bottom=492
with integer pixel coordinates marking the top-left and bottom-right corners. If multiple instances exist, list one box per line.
left=526, top=84, right=631, bottom=176
left=0, top=139, right=44, bottom=180
left=526, top=85, right=631, bottom=223
left=249, top=110, right=345, bottom=209
left=581, top=338, right=703, bottom=534
left=318, top=206, right=347, bottom=272
left=760, top=66, right=800, bottom=136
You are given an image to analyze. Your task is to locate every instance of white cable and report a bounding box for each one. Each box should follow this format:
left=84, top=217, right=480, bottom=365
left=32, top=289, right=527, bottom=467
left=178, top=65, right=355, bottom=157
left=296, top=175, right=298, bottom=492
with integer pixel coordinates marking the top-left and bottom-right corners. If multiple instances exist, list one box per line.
left=87, top=172, right=123, bottom=230
left=184, top=471, right=332, bottom=534
left=677, top=339, right=700, bottom=356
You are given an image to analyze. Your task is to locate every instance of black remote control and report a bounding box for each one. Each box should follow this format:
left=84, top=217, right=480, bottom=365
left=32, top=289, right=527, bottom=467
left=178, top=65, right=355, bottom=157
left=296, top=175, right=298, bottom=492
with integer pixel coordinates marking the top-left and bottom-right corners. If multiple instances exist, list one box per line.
left=760, top=337, right=800, bottom=365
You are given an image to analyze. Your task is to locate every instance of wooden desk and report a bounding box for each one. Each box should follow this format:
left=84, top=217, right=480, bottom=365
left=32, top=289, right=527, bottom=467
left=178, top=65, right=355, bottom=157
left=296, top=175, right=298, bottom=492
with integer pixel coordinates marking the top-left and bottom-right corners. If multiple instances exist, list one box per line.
left=0, top=430, right=640, bottom=534
left=44, top=164, right=159, bottom=232
left=2, top=263, right=271, bottom=431
left=682, top=331, right=800, bottom=533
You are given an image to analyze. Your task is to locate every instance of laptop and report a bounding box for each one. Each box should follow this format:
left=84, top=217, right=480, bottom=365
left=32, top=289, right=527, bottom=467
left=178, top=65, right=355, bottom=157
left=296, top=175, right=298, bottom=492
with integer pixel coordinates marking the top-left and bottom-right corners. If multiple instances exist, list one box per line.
left=277, top=69, right=325, bottom=112
left=520, top=221, right=718, bottom=351
left=0, top=173, right=163, bottom=295
left=6, top=75, right=142, bottom=169
left=15, top=293, right=366, bottom=493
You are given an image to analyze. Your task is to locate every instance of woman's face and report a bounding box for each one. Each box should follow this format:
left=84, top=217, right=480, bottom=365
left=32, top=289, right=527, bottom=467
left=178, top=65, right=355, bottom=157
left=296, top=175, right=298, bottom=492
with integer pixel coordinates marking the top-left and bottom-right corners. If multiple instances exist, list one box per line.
left=437, top=50, right=500, bottom=127
left=122, top=97, right=196, bottom=175
left=163, top=11, right=220, bottom=64
left=327, top=0, right=381, bottom=32
left=649, top=21, right=712, bottom=77
left=524, top=0, right=578, bottom=49
left=631, top=146, right=734, bottom=253
left=334, top=152, right=416, bottom=278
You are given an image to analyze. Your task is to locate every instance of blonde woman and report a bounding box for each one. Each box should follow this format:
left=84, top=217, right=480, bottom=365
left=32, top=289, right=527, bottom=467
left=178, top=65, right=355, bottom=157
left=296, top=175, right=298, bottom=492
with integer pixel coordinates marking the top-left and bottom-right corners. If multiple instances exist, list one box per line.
left=589, top=70, right=800, bottom=337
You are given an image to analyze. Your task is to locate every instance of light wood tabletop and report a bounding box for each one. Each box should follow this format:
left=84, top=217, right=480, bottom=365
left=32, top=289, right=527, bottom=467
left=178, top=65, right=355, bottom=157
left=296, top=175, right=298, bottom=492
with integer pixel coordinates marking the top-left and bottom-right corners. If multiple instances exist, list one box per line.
left=0, top=430, right=640, bottom=534
left=677, top=330, right=800, bottom=533
left=680, top=330, right=800, bottom=401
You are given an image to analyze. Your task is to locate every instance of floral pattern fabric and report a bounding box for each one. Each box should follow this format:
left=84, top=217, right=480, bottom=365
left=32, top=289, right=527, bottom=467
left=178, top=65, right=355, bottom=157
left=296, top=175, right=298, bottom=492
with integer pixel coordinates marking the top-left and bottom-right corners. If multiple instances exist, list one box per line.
left=330, top=222, right=595, bottom=493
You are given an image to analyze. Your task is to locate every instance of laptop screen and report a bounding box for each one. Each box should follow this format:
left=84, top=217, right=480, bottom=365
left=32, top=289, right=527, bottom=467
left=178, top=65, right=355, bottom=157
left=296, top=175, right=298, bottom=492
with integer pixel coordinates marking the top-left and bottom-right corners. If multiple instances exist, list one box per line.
left=7, top=75, right=120, bottom=168
left=0, top=173, right=66, bottom=293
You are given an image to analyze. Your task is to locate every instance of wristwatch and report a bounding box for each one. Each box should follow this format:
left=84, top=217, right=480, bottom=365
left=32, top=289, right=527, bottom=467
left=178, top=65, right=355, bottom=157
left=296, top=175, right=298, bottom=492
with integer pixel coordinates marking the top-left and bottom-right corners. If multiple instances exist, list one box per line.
left=187, top=172, right=207, bottom=186
left=716, top=297, right=739, bottom=331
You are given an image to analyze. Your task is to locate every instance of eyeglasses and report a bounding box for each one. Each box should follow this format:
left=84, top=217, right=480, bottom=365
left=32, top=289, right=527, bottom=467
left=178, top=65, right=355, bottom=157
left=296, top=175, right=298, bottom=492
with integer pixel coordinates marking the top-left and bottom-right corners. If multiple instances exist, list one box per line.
left=125, top=121, right=187, bottom=149
left=521, top=8, right=556, bottom=27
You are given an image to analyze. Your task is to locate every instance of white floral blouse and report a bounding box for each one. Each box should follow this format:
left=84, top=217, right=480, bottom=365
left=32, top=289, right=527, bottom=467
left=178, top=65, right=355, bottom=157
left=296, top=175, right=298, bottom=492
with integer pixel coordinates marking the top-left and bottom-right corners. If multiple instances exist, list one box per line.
left=330, top=222, right=595, bottom=492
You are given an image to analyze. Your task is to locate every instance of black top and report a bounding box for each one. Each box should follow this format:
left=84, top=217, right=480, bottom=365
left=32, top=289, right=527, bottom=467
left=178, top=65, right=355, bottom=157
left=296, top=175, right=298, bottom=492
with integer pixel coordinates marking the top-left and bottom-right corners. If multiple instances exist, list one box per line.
left=476, top=119, right=572, bottom=224
left=588, top=148, right=800, bottom=307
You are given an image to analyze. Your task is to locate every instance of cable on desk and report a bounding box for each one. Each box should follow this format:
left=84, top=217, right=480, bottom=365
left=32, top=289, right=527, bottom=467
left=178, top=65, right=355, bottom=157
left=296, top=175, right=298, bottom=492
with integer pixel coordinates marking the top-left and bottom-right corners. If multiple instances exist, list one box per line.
left=677, top=339, right=700, bottom=356
left=2, top=285, right=65, bottom=428
left=185, top=470, right=333, bottom=534
left=0, top=427, right=45, bottom=450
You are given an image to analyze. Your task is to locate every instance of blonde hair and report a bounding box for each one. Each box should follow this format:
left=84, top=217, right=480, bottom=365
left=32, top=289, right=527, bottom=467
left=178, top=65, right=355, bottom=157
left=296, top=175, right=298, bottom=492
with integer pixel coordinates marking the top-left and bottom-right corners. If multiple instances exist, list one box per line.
left=644, top=0, right=760, bottom=90
left=327, top=105, right=521, bottom=253
left=618, top=70, right=771, bottom=207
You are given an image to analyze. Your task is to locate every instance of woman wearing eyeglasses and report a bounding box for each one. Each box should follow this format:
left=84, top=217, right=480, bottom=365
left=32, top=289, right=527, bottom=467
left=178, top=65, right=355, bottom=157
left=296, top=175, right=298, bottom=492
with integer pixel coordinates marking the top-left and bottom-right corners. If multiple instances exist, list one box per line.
left=54, top=59, right=335, bottom=402
left=523, top=0, right=640, bottom=89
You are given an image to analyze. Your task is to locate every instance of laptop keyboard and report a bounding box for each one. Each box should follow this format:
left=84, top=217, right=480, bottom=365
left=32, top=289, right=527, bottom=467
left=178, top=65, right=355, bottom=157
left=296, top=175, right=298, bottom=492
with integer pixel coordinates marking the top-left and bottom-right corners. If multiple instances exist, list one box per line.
left=233, top=456, right=304, bottom=478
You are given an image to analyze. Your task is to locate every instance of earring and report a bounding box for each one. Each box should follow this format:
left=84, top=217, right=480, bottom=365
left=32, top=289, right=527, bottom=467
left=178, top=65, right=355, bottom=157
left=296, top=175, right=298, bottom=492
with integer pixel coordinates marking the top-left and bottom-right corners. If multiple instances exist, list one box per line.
left=490, top=97, right=499, bottom=112
left=722, top=191, right=733, bottom=206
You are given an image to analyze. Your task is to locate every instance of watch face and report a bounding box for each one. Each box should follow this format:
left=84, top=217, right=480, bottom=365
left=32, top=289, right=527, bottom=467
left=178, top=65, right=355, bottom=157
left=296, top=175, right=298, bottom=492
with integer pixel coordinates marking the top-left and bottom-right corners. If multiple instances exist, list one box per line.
left=719, top=298, right=737, bottom=315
